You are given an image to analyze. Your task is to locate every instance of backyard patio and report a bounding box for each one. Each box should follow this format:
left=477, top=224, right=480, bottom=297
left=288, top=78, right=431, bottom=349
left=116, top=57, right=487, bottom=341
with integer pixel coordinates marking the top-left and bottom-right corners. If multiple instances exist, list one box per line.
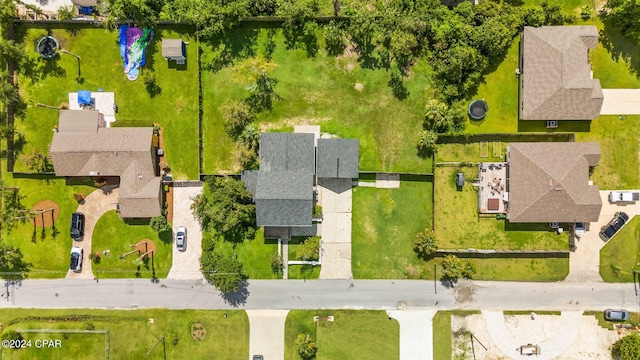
left=478, top=162, right=508, bottom=215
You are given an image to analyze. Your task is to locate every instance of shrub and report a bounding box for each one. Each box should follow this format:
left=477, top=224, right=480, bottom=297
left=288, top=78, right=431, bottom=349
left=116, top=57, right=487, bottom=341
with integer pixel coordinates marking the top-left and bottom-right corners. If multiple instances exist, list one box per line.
left=269, top=253, right=283, bottom=274
left=296, top=236, right=320, bottom=261
left=295, top=333, right=318, bottom=360
left=149, top=216, right=170, bottom=233
left=414, top=229, right=438, bottom=258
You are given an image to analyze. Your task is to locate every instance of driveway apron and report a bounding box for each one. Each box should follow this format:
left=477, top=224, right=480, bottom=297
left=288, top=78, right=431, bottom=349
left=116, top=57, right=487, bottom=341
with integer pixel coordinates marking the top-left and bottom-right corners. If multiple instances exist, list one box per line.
left=387, top=310, right=436, bottom=360
left=247, top=310, right=289, bottom=360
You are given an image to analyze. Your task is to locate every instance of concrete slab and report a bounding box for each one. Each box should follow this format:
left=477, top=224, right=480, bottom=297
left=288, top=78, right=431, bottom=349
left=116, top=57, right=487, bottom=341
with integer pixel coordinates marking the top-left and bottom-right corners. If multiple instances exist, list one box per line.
left=566, top=190, right=640, bottom=282
left=167, top=185, right=204, bottom=280
left=387, top=310, right=436, bottom=360
left=319, top=178, right=353, bottom=279
left=601, top=89, right=640, bottom=115
left=20, top=0, right=72, bottom=13
left=376, top=173, right=400, bottom=188
left=319, top=243, right=352, bottom=279
left=247, top=310, right=289, bottom=360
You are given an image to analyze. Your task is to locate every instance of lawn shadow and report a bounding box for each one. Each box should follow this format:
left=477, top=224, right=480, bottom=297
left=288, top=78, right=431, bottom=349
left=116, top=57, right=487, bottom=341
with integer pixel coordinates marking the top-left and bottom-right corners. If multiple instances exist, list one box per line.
left=505, top=221, right=565, bottom=232
left=221, top=279, right=249, bottom=307
left=201, top=24, right=259, bottom=73
left=599, top=19, right=640, bottom=79
left=517, top=120, right=591, bottom=132
left=158, top=229, right=172, bottom=245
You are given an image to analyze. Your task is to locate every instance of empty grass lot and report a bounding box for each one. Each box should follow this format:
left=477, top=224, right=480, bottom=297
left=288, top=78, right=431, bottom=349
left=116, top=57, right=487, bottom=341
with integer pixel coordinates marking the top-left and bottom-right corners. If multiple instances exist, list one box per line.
left=201, top=24, right=432, bottom=174
left=212, top=228, right=282, bottom=280
left=352, top=181, right=433, bottom=279
left=0, top=309, right=248, bottom=359
left=284, top=310, right=399, bottom=360
left=600, top=216, right=640, bottom=282
left=2, top=174, right=95, bottom=278
left=15, top=24, right=199, bottom=179
left=91, top=210, right=172, bottom=279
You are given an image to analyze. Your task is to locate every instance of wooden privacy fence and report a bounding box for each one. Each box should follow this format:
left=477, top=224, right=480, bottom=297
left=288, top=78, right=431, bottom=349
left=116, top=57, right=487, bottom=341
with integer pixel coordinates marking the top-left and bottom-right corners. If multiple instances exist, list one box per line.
left=435, top=249, right=570, bottom=259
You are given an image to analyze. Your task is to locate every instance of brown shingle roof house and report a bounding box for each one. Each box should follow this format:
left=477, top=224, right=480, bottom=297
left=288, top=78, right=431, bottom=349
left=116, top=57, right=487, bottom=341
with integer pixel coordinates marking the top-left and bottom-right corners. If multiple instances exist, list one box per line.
left=519, top=26, right=603, bottom=120
left=507, top=142, right=602, bottom=223
left=50, top=110, right=162, bottom=218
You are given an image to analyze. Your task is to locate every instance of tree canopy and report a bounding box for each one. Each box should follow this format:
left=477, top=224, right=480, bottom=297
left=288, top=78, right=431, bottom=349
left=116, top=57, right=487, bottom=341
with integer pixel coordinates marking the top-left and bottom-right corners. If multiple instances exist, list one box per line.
left=200, top=250, right=245, bottom=293
left=612, top=333, right=640, bottom=360
left=604, top=0, right=640, bottom=44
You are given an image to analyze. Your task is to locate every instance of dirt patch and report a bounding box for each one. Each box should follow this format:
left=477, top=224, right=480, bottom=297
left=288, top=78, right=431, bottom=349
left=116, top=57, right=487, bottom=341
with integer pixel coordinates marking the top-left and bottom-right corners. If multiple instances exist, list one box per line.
left=30, top=200, right=60, bottom=228
left=354, top=82, right=363, bottom=91
left=134, top=239, right=157, bottom=258
left=191, top=323, right=206, bottom=341
left=259, top=117, right=330, bottom=132
left=453, top=280, right=476, bottom=303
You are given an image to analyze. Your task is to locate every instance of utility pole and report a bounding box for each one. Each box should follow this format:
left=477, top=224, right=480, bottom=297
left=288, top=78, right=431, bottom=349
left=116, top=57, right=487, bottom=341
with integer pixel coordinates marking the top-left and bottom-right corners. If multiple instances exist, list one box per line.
left=434, top=263, right=437, bottom=295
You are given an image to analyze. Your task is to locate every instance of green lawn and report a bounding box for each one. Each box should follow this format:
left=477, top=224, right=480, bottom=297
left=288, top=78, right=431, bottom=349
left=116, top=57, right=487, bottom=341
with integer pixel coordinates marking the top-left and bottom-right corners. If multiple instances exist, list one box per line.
left=435, top=167, right=568, bottom=250
left=432, top=311, right=452, bottom=360
left=600, top=216, right=640, bottom=282
left=213, top=228, right=281, bottom=280
left=2, top=173, right=95, bottom=278
left=201, top=25, right=432, bottom=174
left=284, top=310, right=399, bottom=360
left=91, top=210, right=172, bottom=279
left=461, top=257, right=568, bottom=281
left=287, top=236, right=321, bottom=280
left=524, top=0, right=593, bottom=17
left=16, top=24, right=199, bottom=179
left=352, top=181, right=433, bottom=279
left=0, top=309, right=249, bottom=359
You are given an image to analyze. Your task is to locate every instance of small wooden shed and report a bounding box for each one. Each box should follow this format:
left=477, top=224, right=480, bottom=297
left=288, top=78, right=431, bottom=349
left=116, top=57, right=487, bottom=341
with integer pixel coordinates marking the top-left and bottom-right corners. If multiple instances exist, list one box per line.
left=161, top=39, right=186, bottom=64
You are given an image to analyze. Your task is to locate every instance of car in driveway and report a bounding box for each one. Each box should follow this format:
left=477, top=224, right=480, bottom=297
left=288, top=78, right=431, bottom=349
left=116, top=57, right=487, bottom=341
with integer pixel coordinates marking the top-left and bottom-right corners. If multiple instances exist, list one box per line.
left=70, top=246, right=83, bottom=272
left=70, top=212, right=85, bottom=240
left=604, top=309, right=629, bottom=321
left=252, top=356, right=264, bottom=360
left=176, top=226, right=187, bottom=252
left=599, top=212, right=629, bottom=242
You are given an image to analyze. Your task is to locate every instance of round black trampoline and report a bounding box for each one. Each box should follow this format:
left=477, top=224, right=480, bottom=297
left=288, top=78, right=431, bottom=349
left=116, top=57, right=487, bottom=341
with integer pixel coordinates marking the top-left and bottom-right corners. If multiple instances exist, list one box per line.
left=468, top=99, right=488, bottom=120
left=37, top=36, right=59, bottom=59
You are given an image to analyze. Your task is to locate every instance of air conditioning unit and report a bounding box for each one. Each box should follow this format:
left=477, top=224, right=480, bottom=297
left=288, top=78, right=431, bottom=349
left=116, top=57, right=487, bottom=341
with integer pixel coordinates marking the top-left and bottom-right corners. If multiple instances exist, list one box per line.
left=157, top=148, right=164, bottom=156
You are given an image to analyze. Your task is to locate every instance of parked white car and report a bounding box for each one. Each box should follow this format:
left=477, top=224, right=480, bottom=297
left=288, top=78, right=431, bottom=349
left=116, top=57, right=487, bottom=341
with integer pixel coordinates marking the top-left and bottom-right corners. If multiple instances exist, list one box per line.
left=609, top=191, right=639, bottom=203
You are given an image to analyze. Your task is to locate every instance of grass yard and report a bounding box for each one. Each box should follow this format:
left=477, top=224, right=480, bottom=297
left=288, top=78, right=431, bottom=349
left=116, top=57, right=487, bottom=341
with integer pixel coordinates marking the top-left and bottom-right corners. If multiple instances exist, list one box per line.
left=0, top=309, right=248, bottom=359
left=432, top=311, right=452, bottom=360
left=524, top=0, right=593, bottom=17
left=600, top=216, right=640, bottom=282
left=91, top=210, right=172, bottom=279
left=352, top=181, right=433, bottom=279
left=287, top=236, right=321, bottom=280
left=15, top=24, right=199, bottom=179
left=284, top=310, right=399, bottom=360
left=461, top=257, right=568, bottom=281
left=2, top=173, right=95, bottom=278
left=201, top=24, right=432, bottom=174
left=213, top=228, right=281, bottom=280
left=435, top=167, right=568, bottom=250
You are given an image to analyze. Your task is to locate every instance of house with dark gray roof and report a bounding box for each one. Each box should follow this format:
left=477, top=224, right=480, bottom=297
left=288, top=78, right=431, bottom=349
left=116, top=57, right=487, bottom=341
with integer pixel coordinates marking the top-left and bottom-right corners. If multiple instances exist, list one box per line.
left=50, top=110, right=162, bottom=218
left=241, top=132, right=359, bottom=234
left=507, top=142, right=602, bottom=223
left=518, top=26, right=603, bottom=120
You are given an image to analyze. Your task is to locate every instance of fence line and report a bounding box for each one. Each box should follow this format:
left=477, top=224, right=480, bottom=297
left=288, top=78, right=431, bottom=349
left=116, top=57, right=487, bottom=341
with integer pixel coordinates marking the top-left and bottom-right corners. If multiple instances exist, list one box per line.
left=435, top=249, right=570, bottom=259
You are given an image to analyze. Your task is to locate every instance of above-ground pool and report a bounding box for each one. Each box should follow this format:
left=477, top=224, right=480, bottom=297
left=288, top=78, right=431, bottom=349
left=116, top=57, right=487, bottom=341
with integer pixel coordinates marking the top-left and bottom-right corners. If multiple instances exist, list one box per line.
left=468, top=99, right=488, bottom=120
left=37, top=36, right=59, bottom=59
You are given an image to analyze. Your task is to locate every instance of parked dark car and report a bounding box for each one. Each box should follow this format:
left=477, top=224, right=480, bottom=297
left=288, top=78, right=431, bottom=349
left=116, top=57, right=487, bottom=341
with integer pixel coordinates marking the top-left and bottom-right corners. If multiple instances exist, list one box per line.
left=70, top=212, right=85, bottom=240
left=604, top=309, right=629, bottom=321
left=599, top=212, right=629, bottom=241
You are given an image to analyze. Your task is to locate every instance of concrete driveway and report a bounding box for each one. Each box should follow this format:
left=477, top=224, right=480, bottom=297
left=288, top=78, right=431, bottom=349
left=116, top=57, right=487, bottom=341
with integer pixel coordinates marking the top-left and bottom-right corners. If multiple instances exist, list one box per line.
left=318, top=178, right=353, bottom=279
left=247, top=310, right=289, bottom=360
left=167, top=185, right=204, bottom=280
left=66, top=186, right=119, bottom=280
left=566, top=190, right=640, bottom=281
left=601, top=89, right=640, bottom=115
left=386, top=310, right=436, bottom=360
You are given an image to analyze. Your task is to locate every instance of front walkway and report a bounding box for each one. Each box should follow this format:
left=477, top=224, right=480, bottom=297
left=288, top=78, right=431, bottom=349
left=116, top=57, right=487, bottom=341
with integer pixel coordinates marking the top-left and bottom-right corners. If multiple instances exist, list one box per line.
left=601, top=89, right=640, bottom=115
left=318, top=178, right=353, bottom=279
left=66, top=186, right=119, bottom=279
left=167, top=185, right=204, bottom=280
left=386, top=310, right=436, bottom=360
left=247, top=310, right=289, bottom=360
left=566, top=190, right=640, bottom=281
left=482, top=311, right=583, bottom=360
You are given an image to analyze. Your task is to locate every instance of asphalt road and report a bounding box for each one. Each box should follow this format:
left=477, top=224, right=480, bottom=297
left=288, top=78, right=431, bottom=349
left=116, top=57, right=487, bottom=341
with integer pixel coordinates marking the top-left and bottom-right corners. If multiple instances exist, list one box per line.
left=1, top=279, right=638, bottom=312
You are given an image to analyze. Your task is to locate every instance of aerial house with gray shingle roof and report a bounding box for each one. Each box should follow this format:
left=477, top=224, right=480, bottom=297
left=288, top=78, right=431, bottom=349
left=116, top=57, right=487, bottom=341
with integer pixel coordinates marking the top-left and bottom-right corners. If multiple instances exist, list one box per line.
left=241, top=132, right=359, bottom=239
left=506, top=142, right=602, bottom=223
left=50, top=110, right=162, bottom=219
left=518, top=26, right=603, bottom=121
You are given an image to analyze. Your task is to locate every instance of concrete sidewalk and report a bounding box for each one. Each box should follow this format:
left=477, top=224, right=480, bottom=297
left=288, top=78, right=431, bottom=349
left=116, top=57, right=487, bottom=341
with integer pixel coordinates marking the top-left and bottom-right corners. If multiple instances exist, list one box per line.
left=387, top=310, right=436, bottom=360
left=601, top=89, right=640, bottom=115
left=247, top=310, right=289, bottom=360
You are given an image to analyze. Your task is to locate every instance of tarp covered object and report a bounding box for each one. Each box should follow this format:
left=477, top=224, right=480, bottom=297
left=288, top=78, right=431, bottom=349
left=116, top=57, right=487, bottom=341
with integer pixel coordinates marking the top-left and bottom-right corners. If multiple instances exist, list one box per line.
left=118, top=25, right=154, bottom=81
left=78, top=90, right=91, bottom=105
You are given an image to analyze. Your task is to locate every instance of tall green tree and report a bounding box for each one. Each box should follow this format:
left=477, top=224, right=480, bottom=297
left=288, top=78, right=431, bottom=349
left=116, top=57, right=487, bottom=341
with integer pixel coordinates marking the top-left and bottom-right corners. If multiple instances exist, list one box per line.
left=191, top=176, right=256, bottom=242
left=221, top=100, right=256, bottom=140
left=0, top=182, right=27, bottom=233
left=200, top=251, right=245, bottom=293
left=106, top=0, right=162, bottom=29
left=612, top=333, right=640, bottom=360
left=604, top=0, right=640, bottom=43
left=0, top=244, right=31, bottom=280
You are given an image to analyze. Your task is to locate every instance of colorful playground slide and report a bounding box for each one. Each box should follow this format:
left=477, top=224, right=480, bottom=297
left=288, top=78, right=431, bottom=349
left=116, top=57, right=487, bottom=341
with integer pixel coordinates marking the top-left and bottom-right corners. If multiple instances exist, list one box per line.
left=118, top=25, right=154, bottom=81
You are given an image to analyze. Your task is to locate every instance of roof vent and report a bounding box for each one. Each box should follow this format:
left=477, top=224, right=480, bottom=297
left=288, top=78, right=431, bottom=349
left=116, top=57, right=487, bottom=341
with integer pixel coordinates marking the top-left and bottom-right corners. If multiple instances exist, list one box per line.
left=554, top=187, right=563, bottom=191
